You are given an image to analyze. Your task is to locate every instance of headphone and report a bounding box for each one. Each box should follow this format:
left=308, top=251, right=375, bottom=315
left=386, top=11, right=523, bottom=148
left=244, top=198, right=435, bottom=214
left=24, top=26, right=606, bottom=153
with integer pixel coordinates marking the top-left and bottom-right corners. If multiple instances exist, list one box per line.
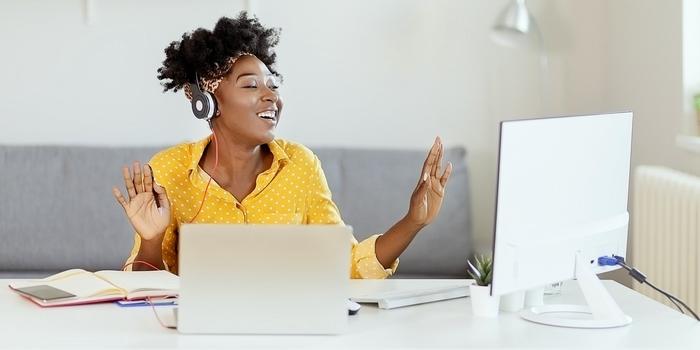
left=187, top=73, right=220, bottom=223
left=188, top=73, right=218, bottom=121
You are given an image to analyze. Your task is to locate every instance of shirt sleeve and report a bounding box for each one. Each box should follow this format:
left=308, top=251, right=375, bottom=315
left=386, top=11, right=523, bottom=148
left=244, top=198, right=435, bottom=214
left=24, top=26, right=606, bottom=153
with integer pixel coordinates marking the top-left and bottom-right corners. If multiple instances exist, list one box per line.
left=122, top=223, right=177, bottom=273
left=304, top=154, right=399, bottom=279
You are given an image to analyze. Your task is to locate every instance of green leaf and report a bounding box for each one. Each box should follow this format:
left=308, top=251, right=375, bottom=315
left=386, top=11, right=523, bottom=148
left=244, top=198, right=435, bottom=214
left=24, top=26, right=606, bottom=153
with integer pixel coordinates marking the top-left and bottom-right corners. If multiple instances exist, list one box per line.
left=467, top=254, right=493, bottom=286
left=483, top=268, right=493, bottom=285
left=467, top=259, right=481, bottom=279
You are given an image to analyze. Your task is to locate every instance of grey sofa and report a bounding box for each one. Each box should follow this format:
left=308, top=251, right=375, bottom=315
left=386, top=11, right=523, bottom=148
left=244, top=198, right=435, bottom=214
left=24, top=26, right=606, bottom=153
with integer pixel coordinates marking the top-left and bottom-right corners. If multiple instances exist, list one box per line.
left=0, top=143, right=472, bottom=279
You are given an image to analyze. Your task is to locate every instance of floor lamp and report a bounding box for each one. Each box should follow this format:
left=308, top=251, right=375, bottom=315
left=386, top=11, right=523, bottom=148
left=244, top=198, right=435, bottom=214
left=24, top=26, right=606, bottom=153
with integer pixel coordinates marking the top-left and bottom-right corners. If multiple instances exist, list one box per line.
left=491, top=0, right=550, bottom=115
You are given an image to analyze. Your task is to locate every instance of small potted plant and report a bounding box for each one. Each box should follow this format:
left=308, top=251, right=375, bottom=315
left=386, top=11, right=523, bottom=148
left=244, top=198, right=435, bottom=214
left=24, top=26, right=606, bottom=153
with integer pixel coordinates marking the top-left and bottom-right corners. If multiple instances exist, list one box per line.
left=467, top=255, right=500, bottom=317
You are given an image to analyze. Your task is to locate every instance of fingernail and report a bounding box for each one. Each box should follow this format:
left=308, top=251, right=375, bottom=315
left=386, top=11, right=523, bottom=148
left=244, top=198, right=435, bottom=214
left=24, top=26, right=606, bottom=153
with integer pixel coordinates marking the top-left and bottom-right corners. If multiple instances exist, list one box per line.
left=158, top=207, right=164, bottom=215
left=423, top=173, right=428, bottom=182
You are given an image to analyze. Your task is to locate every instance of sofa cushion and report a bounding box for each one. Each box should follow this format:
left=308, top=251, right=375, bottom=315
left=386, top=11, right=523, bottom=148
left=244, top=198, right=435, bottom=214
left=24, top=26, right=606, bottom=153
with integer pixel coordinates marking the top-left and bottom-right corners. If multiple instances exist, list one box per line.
left=0, top=145, right=161, bottom=272
left=314, top=147, right=471, bottom=277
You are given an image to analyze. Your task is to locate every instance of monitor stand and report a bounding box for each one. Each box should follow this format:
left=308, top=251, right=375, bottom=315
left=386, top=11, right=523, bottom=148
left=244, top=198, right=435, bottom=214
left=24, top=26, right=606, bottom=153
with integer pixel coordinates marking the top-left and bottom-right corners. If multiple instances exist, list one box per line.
left=520, top=253, right=632, bottom=328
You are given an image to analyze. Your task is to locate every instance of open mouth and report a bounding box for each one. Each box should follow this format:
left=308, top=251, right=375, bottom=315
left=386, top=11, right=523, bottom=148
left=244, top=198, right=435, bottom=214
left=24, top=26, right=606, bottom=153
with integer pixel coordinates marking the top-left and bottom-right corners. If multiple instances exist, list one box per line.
left=257, top=110, right=277, bottom=122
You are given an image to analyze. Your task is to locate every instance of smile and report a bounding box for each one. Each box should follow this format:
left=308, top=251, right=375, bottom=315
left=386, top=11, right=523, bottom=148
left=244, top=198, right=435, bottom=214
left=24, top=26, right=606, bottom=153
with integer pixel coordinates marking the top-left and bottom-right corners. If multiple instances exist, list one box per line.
left=257, top=110, right=277, bottom=121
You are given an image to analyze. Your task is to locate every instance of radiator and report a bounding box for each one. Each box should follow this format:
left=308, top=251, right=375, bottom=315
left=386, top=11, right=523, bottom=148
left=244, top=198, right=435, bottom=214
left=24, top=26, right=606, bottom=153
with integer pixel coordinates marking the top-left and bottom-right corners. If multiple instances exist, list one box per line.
left=632, top=165, right=700, bottom=313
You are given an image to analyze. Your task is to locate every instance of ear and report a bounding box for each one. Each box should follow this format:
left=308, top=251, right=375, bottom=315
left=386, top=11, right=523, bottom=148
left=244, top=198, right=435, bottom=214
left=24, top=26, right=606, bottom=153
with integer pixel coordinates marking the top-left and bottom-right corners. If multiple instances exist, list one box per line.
left=212, top=90, right=223, bottom=116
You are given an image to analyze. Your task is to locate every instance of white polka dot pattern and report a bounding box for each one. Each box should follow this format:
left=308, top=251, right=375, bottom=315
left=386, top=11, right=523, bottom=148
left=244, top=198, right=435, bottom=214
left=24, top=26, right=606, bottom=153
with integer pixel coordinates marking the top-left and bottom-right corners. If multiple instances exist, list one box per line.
left=124, top=135, right=398, bottom=278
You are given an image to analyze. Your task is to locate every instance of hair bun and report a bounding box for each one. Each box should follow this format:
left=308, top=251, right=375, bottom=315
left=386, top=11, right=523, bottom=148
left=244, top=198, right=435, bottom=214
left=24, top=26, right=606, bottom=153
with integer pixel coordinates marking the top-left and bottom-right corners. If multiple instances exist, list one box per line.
left=157, top=11, right=281, bottom=94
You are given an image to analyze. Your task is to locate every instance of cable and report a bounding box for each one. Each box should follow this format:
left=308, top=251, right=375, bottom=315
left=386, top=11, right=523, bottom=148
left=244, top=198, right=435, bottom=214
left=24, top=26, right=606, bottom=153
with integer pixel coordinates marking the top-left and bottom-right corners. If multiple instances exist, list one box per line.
left=616, top=263, right=685, bottom=314
left=612, top=255, right=699, bottom=321
left=122, top=125, right=220, bottom=329
left=133, top=129, right=222, bottom=330
left=643, top=279, right=686, bottom=315
left=188, top=128, right=219, bottom=223
left=119, top=128, right=222, bottom=328
left=121, top=260, right=161, bottom=272
left=615, top=260, right=687, bottom=315
left=667, top=295, right=700, bottom=321
left=120, top=127, right=220, bottom=329
left=120, top=260, right=177, bottom=329
left=146, top=296, right=177, bottom=329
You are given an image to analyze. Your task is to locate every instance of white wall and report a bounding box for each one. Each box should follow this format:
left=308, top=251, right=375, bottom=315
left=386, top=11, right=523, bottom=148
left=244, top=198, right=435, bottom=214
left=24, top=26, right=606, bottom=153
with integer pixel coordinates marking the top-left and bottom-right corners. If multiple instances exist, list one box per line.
left=0, top=0, right=245, bottom=146
left=683, top=0, right=700, bottom=138
left=0, top=0, right=535, bottom=253
left=2, top=0, right=690, bottom=256
left=604, top=0, right=690, bottom=175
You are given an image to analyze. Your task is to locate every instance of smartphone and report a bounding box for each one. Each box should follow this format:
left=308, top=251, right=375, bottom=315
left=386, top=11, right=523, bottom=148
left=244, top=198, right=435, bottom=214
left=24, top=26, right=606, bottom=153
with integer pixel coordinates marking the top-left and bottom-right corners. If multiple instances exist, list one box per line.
left=14, top=285, right=76, bottom=302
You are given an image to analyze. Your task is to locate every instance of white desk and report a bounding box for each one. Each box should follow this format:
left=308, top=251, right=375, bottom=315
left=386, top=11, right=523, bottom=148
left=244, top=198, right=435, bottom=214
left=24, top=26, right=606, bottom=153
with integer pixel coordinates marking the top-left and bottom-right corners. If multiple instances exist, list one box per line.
left=1, top=279, right=698, bottom=349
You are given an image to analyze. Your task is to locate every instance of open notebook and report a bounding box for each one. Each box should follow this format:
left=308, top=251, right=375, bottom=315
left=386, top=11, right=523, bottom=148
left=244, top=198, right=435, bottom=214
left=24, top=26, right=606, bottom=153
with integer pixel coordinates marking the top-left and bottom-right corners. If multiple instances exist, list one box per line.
left=8, top=269, right=179, bottom=307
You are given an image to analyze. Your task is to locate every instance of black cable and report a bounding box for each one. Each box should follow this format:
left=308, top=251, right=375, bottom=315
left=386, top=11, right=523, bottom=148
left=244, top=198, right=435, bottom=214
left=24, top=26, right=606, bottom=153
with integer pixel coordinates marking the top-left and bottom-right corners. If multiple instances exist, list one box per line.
left=614, top=257, right=700, bottom=321
left=647, top=282, right=700, bottom=321
left=644, top=279, right=686, bottom=315
left=615, top=263, right=685, bottom=314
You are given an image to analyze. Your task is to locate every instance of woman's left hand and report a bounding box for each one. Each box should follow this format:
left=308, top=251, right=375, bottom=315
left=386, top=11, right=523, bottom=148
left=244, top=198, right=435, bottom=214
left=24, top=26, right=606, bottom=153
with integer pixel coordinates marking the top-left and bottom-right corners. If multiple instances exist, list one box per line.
left=406, top=136, right=453, bottom=227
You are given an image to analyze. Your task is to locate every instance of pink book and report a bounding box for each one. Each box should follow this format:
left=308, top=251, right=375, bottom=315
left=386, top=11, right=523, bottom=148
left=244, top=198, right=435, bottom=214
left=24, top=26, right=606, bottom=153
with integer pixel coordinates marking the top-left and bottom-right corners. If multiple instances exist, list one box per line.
left=8, top=269, right=178, bottom=307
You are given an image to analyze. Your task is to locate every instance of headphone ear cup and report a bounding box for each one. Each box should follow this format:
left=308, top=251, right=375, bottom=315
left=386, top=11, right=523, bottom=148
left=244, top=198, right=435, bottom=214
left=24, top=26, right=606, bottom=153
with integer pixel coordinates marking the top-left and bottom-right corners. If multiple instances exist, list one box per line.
left=189, top=83, right=217, bottom=120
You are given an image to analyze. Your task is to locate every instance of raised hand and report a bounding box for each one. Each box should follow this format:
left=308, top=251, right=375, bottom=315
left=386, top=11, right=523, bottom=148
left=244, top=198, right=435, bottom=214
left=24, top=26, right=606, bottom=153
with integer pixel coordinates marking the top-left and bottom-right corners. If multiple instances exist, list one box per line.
left=112, top=162, right=171, bottom=242
left=406, top=137, right=453, bottom=227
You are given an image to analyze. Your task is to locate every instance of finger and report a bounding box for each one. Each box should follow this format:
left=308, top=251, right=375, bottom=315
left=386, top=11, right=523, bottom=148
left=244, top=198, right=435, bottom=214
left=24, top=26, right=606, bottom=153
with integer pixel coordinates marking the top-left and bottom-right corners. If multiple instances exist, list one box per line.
left=431, top=137, right=443, bottom=178
left=133, top=161, right=144, bottom=194
left=143, top=164, right=154, bottom=193
left=112, top=187, right=129, bottom=210
left=416, top=172, right=430, bottom=201
left=122, top=166, right=137, bottom=200
left=419, top=138, right=439, bottom=184
left=440, top=162, right=453, bottom=187
left=153, top=183, right=170, bottom=210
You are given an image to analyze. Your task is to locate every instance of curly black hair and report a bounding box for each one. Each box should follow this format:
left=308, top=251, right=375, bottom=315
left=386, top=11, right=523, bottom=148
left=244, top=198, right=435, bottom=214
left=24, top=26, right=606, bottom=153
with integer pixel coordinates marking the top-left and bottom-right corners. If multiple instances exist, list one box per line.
left=157, top=12, right=281, bottom=93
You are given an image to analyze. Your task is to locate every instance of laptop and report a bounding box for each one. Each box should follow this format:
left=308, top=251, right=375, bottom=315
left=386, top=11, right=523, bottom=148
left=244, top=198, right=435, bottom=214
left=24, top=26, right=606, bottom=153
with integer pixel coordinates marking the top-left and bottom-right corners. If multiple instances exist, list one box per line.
left=175, top=224, right=352, bottom=334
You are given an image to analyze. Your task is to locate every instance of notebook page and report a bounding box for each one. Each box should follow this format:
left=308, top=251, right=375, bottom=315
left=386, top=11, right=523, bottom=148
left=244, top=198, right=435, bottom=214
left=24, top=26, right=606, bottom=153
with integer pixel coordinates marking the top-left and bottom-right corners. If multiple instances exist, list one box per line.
left=9, top=270, right=122, bottom=298
left=94, top=270, right=179, bottom=295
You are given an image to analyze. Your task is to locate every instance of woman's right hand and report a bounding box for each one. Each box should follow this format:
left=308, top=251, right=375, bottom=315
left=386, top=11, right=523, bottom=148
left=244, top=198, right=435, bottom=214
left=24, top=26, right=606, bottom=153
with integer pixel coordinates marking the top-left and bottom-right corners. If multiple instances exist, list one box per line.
left=112, top=161, right=171, bottom=242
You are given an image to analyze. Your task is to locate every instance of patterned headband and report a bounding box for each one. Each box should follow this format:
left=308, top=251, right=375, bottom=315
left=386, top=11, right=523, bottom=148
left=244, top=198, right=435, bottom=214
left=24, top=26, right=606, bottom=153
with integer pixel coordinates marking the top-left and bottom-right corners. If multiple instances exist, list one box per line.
left=183, top=52, right=255, bottom=100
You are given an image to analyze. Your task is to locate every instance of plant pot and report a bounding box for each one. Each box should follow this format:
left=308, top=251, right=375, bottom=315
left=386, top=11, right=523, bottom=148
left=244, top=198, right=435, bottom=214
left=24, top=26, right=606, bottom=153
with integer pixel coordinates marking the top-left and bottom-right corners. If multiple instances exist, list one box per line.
left=470, top=284, right=500, bottom=317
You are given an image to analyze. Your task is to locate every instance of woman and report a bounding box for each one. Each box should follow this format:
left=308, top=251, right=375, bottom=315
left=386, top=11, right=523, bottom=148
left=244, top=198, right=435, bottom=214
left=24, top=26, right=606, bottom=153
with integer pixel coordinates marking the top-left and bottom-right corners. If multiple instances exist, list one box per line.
left=112, top=12, right=452, bottom=279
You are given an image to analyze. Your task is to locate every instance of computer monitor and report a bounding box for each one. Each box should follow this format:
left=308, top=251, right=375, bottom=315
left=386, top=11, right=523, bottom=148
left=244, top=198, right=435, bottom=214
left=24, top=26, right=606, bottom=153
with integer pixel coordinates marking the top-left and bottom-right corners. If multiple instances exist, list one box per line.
left=491, top=112, right=633, bottom=328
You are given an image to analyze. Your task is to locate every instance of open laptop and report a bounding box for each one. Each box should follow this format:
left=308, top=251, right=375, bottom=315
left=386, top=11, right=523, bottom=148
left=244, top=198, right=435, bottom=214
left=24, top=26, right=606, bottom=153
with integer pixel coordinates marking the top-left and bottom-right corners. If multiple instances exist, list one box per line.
left=175, top=224, right=352, bottom=334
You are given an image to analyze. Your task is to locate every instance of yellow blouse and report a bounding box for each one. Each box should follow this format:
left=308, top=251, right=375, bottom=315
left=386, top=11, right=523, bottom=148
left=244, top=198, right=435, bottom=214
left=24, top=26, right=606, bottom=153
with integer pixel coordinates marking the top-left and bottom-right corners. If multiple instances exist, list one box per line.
left=125, top=135, right=398, bottom=278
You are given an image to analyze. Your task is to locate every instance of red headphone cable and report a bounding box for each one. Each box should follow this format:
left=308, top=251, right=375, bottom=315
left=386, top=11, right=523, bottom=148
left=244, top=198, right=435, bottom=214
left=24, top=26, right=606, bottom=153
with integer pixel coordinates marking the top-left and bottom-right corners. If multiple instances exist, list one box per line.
left=188, top=128, right=219, bottom=223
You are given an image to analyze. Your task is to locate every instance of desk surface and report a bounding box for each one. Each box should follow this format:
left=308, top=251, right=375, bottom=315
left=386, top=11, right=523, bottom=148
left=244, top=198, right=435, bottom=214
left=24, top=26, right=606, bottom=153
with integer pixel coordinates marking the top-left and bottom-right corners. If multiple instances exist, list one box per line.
left=1, top=279, right=698, bottom=349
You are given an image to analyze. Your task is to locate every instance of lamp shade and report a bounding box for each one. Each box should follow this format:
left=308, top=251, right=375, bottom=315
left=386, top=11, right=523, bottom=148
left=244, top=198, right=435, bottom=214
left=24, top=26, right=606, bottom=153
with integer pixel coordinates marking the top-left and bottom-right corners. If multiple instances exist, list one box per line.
left=491, top=0, right=536, bottom=48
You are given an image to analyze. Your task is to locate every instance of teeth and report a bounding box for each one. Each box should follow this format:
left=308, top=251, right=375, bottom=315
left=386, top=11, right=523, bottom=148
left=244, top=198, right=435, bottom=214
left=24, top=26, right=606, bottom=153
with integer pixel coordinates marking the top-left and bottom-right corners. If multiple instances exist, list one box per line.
left=257, top=111, right=276, bottom=119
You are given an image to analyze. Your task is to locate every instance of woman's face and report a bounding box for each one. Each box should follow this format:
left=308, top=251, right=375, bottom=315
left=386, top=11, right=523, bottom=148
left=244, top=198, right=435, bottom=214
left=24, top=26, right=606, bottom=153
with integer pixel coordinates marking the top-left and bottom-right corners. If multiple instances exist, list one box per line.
left=213, top=55, right=283, bottom=145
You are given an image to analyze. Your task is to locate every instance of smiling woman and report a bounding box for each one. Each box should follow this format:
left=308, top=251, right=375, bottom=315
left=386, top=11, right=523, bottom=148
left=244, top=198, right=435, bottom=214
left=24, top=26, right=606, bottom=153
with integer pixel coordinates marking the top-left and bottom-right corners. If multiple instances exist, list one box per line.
left=111, top=11, right=453, bottom=278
